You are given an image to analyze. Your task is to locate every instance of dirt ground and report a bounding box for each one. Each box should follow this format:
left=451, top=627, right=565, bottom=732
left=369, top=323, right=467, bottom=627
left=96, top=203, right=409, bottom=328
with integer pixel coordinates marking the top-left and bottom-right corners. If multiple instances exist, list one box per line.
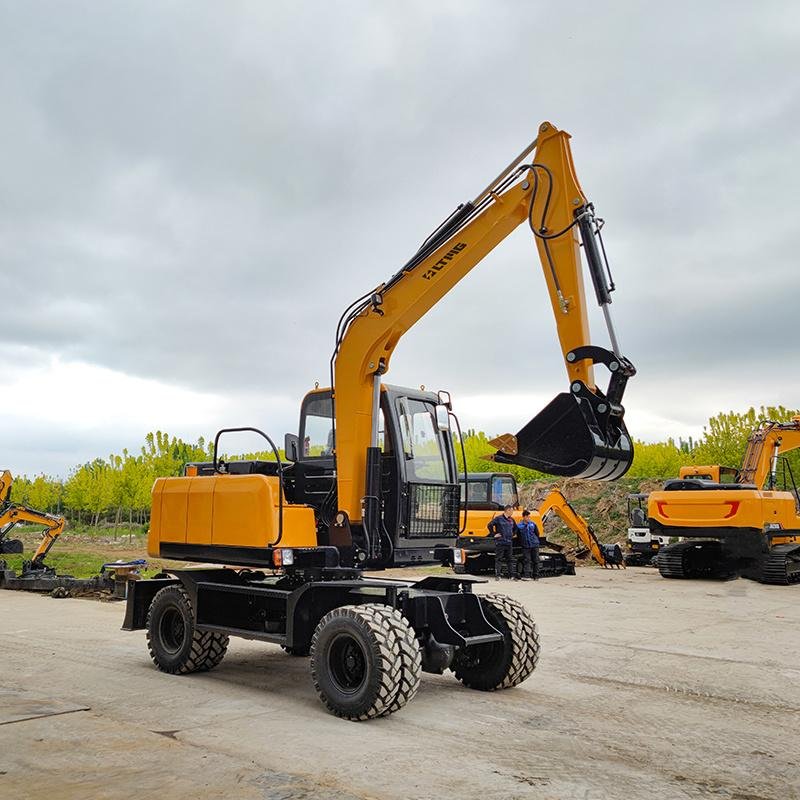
left=1, top=567, right=798, bottom=800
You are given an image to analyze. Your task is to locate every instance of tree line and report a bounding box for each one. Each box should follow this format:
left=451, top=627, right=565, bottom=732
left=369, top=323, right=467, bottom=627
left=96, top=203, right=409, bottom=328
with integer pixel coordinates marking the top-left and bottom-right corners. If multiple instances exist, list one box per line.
left=9, top=406, right=799, bottom=526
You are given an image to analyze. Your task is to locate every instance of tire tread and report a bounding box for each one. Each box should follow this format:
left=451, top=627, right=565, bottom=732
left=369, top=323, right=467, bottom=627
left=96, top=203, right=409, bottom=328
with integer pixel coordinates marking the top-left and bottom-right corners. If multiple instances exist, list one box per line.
left=453, top=591, right=539, bottom=691
left=146, top=585, right=229, bottom=675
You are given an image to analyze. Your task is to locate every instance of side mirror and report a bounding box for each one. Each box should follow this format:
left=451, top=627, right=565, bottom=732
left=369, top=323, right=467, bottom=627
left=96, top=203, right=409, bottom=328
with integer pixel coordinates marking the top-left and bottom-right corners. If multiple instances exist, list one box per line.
left=435, top=404, right=451, bottom=432
left=284, top=433, right=300, bottom=462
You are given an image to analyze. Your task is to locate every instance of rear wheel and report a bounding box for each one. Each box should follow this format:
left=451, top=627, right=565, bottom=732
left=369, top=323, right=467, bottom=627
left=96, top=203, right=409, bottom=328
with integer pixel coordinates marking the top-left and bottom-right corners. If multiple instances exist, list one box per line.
left=452, top=592, right=539, bottom=691
left=146, top=585, right=229, bottom=674
left=310, top=603, right=417, bottom=720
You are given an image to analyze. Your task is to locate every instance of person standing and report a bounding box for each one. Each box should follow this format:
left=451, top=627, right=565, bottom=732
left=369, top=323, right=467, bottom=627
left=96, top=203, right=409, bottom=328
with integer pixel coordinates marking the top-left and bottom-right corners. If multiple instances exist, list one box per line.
left=488, top=505, right=516, bottom=580
left=517, top=509, right=540, bottom=581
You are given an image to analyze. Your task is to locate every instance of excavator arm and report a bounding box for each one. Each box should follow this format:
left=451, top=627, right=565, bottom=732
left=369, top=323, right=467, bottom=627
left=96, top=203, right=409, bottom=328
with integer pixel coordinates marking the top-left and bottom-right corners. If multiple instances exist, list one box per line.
left=738, top=418, right=800, bottom=488
left=332, top=122, right=635, bottom=524
left=538, top=489, right=623, bottom=568
left=0, top=506, right=65, bottom=566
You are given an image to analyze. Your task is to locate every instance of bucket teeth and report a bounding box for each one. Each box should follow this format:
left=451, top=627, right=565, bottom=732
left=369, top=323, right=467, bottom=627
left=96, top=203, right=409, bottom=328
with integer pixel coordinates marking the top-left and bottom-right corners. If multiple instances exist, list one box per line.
left=488, top=434, right=518, bottom=456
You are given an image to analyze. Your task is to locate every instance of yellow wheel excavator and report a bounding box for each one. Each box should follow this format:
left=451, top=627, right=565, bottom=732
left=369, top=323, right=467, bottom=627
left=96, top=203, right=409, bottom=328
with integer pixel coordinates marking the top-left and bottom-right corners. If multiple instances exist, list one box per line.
left=123, top=121, right=636, bottom=720
left=649, top=418, right=800, bottom=584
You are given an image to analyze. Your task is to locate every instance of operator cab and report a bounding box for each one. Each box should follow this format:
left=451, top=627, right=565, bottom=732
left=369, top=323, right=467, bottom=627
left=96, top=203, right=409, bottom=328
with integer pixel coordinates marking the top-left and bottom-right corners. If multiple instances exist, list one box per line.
left=627, top=493, right=648, bottom=530
left=460, top=472, right=518, bottom=511
left=625, top=492, right=669, bottom=564
left=285, top=384, right=460, bottom=566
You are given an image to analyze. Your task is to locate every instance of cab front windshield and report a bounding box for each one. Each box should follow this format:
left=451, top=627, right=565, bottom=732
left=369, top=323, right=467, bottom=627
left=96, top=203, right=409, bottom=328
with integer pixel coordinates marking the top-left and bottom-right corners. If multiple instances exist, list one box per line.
left=301, top=394, right=334, bottom=458
left=491, top=476, right=517, bottom=507
left=396, top=398, right=452, bottom=482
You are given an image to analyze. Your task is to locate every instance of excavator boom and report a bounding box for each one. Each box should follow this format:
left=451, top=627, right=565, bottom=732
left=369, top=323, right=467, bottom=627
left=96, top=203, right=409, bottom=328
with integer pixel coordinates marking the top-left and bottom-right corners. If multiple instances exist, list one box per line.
left=333, top=122, right=635, bottom=525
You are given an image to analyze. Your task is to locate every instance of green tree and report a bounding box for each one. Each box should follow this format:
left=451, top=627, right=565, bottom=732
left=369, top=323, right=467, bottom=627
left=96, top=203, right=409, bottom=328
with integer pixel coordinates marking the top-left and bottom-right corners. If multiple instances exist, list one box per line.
left=628, top=439, right=687, bottom=479
left=693, top=406, right=800, bottom=473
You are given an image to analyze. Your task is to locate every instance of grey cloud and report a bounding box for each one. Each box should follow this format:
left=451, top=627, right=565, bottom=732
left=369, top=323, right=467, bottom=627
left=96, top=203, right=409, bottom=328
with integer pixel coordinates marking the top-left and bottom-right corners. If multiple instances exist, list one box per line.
left=1, top=1, right=799, bottom=474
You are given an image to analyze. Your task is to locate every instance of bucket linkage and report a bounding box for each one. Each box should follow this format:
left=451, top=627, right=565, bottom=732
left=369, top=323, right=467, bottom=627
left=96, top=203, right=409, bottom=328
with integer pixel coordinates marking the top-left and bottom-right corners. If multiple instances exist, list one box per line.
left=490, top=346, right=636, bottom=481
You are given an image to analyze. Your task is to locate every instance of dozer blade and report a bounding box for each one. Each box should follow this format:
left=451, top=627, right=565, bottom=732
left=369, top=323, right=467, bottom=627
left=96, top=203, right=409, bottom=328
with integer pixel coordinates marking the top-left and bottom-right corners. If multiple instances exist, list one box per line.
left=0, top=538, right=23, bottom=555
left=488, top=391, right=633, bottom=481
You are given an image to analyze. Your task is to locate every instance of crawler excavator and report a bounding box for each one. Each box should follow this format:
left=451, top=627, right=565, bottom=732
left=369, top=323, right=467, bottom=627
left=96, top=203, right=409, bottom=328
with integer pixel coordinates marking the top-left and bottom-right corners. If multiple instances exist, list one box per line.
left=453, top=472, right=571, bottom=577
left=0, top=470, right=68, bottom=589
left=453, top=475, right=622, bottom=576
left=650, top=419, right=800, bottom=584
left=123, top=121, right=636, bottom=720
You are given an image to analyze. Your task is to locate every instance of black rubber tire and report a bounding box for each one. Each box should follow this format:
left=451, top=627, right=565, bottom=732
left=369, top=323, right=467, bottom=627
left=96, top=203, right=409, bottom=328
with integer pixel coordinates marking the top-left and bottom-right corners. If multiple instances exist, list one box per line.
left=310, top=604, right=412, bottom=720
left=146, top=585, right=229, bottom=675
left=452, top=592, right=540, bottom=691
left=370, top=605, right=422, bottom=714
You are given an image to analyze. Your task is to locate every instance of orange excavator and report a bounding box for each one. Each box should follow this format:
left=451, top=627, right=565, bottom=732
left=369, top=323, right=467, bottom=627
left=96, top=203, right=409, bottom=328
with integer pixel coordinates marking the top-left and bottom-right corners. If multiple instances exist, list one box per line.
left=649, top=418, right=800, bottom=584
left=539, top=488, right=624, bottom=569
left=0, top=470, right=66, bottom=570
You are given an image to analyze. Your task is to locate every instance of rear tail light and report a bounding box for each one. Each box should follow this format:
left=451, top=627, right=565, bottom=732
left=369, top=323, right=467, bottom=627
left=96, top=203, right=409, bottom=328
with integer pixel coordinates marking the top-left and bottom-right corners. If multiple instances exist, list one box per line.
left=273, top=549, right=295, bottom=568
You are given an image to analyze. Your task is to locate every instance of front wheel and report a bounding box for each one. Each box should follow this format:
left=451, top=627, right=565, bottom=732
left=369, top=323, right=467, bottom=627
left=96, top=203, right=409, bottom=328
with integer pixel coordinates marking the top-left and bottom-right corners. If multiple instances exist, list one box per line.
left=310, top=604, right=420, bottom=720
left=452, top=592, right=539, bottom=691
left=146, top=585, right=229, bottom=674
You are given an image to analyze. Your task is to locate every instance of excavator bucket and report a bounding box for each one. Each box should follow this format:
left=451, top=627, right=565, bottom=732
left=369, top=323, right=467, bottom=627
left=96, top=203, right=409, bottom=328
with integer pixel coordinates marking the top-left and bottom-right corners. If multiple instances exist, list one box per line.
left=0, top=538, right=24, bottom=554
left=489, top=391, right=633, bottom=481
left=0, top=523, right=24, bottom=554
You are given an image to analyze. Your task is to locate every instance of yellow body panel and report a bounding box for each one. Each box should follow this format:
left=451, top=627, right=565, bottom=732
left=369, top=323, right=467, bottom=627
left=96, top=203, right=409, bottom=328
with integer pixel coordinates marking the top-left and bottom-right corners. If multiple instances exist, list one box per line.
left=212, top=475, right=277, bottom=546
left=159, top=478, right=190, bottom=543
left=148, top=475, right=317, bottom=558
left=187, top=478, right=214, bottom=545
left=459, top=508, right=527, bottom=537
left=648, top=489, right=800, bottom=532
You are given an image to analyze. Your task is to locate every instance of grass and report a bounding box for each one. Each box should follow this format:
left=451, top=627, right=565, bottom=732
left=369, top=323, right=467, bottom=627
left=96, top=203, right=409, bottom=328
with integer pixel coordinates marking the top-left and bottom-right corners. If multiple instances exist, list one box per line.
left=1, top=524, right=177, bottom=579
left=1, top=550, right=107, bottom=578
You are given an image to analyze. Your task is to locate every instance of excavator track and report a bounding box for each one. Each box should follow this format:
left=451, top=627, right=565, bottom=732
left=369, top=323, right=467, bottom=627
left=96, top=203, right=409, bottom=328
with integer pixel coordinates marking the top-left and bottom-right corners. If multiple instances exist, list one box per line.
left=657, top=540, right=735, bottom=580
left=758, top=544, right=800, bottom=585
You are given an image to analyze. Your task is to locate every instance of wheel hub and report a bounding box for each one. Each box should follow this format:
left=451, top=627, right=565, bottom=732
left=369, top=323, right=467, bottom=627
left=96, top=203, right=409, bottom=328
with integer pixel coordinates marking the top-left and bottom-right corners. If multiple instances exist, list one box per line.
left=159, top=607, right=186, bottom=654
left=328, top=634, right=367, bottom=695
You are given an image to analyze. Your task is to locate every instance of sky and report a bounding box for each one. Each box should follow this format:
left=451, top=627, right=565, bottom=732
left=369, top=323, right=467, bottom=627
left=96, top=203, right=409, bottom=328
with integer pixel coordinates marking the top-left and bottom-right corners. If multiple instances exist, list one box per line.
left=2, top=1, right=799, bottom=477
